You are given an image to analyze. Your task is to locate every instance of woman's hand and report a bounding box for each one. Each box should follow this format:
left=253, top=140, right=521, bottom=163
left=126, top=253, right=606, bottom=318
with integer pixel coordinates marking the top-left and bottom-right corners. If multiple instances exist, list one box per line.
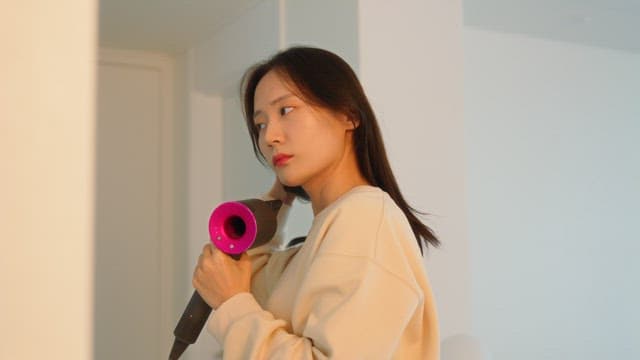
left=268, top=178, right=296, bottom=205
left=192, top=243, right=251, bottom=309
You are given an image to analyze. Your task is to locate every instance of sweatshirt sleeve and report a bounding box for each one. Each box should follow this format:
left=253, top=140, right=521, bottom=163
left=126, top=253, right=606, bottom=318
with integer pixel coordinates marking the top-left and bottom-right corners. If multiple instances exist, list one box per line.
left=244, top=193, right=298, bottom=304
left=244, top=192, right=291, bottom=274
left=207, top=252, right=422, bottom=359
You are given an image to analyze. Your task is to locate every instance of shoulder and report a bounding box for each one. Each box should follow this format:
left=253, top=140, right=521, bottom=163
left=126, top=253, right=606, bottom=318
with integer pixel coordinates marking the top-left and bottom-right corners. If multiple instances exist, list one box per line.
left=314, top=186, right=384, bottom=238
left=308, top=186, right=425, bottom=290
left=312, top=186, right=413, bottom=258
left=327, top=185, right=387, bottom=224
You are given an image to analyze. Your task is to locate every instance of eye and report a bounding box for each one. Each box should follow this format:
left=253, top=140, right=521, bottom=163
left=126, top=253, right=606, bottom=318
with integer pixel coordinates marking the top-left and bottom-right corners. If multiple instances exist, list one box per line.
left=279, top=106, right=293, bottom=116
left=254, top=122, right=266, bottom=132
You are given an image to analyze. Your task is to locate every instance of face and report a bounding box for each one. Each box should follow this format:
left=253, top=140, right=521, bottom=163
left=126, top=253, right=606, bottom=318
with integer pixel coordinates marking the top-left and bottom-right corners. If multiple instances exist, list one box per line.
left=252, top=70, right=355, bottom=190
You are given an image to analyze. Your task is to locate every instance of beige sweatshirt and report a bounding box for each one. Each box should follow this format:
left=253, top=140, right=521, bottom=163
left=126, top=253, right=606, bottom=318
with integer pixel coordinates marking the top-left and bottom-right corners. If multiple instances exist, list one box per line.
left=207, top=185, right=440, bottom=359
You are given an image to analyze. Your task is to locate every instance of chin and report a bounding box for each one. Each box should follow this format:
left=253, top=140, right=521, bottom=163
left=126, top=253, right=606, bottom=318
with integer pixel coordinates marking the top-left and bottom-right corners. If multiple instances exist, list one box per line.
left=277, top=172, right=304, bottom=188
left=277, top=177, right=299, bottom=188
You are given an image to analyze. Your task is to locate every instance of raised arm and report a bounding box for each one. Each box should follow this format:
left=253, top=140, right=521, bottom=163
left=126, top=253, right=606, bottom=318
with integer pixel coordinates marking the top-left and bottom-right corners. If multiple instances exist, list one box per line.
left=207, top=252, right=421, bottom=359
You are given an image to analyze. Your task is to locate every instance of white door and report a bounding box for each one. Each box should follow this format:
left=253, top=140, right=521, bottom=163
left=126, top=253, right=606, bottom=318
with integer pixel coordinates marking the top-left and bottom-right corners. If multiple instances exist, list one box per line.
left=95, top=49, right=175, bottom=360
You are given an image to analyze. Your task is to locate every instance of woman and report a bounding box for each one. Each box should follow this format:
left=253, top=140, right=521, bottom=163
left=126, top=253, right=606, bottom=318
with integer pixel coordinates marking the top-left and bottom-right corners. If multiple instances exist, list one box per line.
left=193, top=46, right=440, bottom=359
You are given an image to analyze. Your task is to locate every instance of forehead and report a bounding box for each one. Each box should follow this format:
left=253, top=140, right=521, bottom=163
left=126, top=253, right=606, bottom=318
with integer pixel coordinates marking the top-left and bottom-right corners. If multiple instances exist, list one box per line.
left=254, top=70, right=295, bottom=107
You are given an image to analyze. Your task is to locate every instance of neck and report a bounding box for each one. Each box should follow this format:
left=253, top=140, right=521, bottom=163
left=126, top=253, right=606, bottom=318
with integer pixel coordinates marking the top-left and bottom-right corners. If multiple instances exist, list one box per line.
left=304, top=150, right=370, bottom=216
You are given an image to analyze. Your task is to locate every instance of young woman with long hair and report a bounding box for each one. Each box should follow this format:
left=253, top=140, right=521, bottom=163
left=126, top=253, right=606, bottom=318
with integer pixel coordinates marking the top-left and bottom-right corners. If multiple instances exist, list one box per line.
left=193, top=46, right=440, bottom=359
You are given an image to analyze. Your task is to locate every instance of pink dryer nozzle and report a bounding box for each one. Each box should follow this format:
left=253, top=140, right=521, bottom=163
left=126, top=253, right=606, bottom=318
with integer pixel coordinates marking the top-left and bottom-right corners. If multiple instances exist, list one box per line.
left=208, top=199, right=282, bottom=255
left=208, top=201, right=257, bottom=254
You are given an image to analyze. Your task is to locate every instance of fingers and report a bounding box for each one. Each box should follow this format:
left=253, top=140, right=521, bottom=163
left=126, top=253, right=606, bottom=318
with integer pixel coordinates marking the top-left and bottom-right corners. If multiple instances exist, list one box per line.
left=237, top=251, right=250, bottom=264
left=202, top=242, right=215, bottom=254
left=198, top=242, right=234, bottom=266
left=200, top=242, right=223, bottom=265
left=198, top=242, right=248, bottom=267
left=195, top=243, right=212, bottom=279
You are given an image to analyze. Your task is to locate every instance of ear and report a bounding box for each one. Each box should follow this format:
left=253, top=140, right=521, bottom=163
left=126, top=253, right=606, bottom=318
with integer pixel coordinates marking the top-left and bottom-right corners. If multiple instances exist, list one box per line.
left=339, top=112, right=359, bottom=131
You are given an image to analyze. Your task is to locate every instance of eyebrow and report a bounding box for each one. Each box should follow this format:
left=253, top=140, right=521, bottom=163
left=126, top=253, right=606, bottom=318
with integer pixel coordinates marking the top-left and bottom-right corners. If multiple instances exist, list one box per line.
left=253, top=94, right=295, bottom=119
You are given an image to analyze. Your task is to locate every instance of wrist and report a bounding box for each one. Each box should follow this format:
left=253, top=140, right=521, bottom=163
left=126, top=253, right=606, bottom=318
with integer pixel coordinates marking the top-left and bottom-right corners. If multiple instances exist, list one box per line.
left=266, top=186, right=295, bottom=205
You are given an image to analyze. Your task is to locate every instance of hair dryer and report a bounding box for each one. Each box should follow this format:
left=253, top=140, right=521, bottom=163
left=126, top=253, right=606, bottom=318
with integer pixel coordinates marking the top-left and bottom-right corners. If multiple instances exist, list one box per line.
left=169, top=198, right=283, bottom=360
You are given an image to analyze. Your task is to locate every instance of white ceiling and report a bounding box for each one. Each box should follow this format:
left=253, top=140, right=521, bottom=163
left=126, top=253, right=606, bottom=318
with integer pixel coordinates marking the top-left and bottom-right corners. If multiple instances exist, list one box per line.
left=99, top=0, right=640, bottom=53
left=463, top=0, right=640, bottom=53
left=98, top=0, right=262, bottom=53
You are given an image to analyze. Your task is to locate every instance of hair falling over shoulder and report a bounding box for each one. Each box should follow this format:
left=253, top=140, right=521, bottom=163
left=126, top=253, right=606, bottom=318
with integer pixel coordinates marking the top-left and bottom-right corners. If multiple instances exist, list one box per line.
left=240, top=46, right=440, bottom=252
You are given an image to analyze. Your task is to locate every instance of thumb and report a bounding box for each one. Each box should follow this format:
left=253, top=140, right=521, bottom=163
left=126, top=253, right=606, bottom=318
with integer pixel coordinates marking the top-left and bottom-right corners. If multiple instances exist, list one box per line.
left=237, top=252, right=251, bottom=268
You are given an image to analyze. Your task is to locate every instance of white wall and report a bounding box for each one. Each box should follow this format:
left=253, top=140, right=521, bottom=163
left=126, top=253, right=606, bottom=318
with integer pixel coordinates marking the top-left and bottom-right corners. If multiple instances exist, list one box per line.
left=0, top=0, right=97, bottom=359
left=464, top=27, right=640, bottom=360
left=190, top=0, right=281, bottom=96
left=359, top=0, right=471, bottom=341
left=285, top=0, right=359, bottom=68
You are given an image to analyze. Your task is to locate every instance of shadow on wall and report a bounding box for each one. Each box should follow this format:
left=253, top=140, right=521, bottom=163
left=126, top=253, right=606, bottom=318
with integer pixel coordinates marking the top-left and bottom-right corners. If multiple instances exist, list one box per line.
left=441, top=333, right=489, bottom=360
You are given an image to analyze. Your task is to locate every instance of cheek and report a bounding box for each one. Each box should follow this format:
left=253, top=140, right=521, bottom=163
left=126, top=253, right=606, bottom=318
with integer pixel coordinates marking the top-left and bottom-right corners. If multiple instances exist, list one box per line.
left=309, top=123, right=345, bottom=150
left=300, top=131, right=344, bottom=168
left=257, top=136, right=270, bottom=159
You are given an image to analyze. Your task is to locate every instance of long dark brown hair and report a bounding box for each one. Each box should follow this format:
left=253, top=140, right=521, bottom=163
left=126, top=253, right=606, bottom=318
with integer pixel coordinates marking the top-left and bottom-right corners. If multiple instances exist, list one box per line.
left=240, top=46, right=439, bottom=251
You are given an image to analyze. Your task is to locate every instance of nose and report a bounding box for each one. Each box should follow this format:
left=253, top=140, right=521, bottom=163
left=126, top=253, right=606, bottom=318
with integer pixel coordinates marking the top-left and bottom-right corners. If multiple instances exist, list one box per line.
left=263, top=118, right=283, bottom=147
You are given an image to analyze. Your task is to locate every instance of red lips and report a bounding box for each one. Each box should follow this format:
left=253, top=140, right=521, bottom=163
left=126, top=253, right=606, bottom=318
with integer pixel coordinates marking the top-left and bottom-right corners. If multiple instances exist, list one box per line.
left=272, top=154, right=293, bottom=167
